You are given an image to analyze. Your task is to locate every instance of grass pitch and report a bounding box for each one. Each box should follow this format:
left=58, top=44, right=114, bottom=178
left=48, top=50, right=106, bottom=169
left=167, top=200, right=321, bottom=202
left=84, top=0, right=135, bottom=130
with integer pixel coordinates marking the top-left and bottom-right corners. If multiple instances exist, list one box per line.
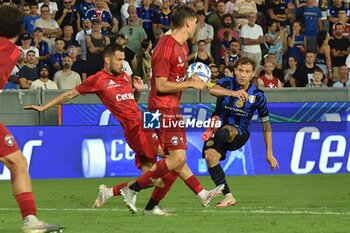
left=1, top=174, right=349, bottom=233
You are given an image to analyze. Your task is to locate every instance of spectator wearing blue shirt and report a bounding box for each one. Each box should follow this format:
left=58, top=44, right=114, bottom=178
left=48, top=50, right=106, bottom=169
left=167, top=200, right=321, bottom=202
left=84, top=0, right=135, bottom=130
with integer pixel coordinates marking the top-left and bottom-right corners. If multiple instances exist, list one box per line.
left=295, top=0, right=322, bottom=52
left=50, top=37, right=67, bottom=75
left=85, top=0, right=112, bottom=34
left=137, top=0, right=156, bottom=42
left=23, top=2, right=40, bottom=34
left=287, top=20, right=306, bottom=63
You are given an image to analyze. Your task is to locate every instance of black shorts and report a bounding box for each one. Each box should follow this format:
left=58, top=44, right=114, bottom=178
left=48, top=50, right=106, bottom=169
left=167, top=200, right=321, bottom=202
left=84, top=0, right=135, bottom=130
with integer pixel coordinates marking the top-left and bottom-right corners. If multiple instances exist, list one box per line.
left=202, top=126, right=250, bottom=161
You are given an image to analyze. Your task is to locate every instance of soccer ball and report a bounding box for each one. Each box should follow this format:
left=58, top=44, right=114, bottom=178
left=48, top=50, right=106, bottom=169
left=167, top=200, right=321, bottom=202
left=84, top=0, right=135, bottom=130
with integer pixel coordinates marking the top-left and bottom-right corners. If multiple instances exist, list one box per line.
left=186, top=62, right=211, bottom=83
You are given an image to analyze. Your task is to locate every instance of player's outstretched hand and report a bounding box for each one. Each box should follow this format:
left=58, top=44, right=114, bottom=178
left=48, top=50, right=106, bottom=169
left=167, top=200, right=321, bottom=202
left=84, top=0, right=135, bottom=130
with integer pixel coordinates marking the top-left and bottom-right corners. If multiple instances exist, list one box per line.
left=23, top=105, right=46, bottom=112
left=191, top=80, right=207, bottom=90
left=133, top=76, right=144, bottom=91
left=232, top=90, right=249, bottom=102
left=266, top=154, right=279, bottom=170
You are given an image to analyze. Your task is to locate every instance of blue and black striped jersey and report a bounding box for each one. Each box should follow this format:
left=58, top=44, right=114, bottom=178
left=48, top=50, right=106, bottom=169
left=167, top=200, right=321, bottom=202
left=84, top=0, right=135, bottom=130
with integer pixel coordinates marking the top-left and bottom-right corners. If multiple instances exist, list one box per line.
left=213, top=77, right=269, bottom=133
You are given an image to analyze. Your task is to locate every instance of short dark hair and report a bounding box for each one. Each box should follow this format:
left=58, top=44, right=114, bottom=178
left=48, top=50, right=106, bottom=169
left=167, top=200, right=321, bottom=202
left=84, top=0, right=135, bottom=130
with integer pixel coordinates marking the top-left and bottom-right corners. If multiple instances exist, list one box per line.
left=313, top=66, right=324, bottom=74
left=235, top=57, right=256, bottom=71
left=171, top=5, right=197, bottom=29
left=26, top=50, right=36, bottom=56
left=0, top=5, right=23, bottom=39
left=103, top=44, right=125, bottom=58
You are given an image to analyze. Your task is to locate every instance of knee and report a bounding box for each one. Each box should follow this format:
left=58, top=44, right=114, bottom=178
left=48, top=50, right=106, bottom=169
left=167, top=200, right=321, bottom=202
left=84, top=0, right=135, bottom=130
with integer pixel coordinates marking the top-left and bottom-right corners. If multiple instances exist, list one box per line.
left=175, top=154, right=186, bottom=166
left=204, top=149, right=220, bottom=165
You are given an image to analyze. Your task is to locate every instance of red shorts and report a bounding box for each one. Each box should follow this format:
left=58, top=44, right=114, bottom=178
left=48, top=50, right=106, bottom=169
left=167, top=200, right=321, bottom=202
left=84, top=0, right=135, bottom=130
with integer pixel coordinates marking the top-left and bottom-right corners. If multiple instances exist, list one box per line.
left=155, top=118, right=187, bottom=155
left=125, top=124, right=159, bottom=169
left=0, top=123, right=19, bottom=157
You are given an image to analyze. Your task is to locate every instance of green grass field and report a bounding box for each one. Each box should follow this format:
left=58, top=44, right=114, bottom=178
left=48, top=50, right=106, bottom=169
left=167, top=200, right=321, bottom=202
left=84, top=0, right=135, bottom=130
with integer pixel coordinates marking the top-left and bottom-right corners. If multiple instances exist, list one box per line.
left=1, top=174, right=349, bottom=233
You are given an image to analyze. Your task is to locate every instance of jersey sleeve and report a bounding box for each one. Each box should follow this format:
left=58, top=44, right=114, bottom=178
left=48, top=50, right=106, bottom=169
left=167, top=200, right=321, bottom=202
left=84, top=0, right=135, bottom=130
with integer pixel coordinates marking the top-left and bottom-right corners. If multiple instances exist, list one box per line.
left=75, top=73, right=100, bottom=95
left=216, top=77, right=232, bottom=89
left=255, top=91, right=269, bottom=122
left=0, top=39, right=19, bottom=89
left=151, top=40, right=171, bottom=79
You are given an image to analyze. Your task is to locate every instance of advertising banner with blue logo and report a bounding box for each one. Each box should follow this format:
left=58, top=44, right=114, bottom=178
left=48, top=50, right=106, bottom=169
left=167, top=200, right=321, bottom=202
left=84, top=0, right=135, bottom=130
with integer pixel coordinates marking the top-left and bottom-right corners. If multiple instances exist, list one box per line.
left=0, top=122, right=349, bottom=180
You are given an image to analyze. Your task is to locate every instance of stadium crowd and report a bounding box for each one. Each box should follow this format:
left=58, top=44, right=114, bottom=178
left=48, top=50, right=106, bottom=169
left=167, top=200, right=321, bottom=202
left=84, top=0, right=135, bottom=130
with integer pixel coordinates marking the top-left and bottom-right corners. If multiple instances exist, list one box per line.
left=2, top=0, right=350, bottom=89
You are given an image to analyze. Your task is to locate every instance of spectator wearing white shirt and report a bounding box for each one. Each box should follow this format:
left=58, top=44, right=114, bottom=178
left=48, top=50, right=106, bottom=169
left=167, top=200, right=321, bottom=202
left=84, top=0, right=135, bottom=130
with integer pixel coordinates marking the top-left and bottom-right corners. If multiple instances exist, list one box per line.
left=240, top=12, right=264, bottom=70
left=333, top=64, right=350, bottom=87
left=192, top=10, right=214, bottom=53
left=75, top=18, right=92, bottom=61
left=54, top=56, right=81, bottom=89
left=30, top=64, right=58, bottom=90
left=18, top=33, right=40, bottom=64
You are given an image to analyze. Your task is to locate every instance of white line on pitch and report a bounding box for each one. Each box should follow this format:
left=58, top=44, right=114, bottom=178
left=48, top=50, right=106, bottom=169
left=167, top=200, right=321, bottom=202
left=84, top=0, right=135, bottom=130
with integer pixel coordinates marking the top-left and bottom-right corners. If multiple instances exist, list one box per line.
left=0, top=208, right=349, bottom=216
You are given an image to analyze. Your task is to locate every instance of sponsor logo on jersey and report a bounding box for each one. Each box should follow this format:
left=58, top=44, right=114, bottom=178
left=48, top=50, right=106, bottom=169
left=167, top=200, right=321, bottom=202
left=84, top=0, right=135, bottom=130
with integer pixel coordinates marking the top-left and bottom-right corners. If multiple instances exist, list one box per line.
left=107, top=79, right=120, bottom=89
left=115, top=92, right=135, bottom=101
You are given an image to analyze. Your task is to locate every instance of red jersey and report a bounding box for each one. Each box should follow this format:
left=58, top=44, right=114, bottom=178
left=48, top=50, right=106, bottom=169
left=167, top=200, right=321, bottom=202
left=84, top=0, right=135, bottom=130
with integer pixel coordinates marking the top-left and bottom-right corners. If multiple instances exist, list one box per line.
left=259, top=75, right=279, bottom=88
left=0, top=37, right=19, bottom=89
left=75, top=70, right=142, bottom=132
left=148, top=35, right=188, bottom=115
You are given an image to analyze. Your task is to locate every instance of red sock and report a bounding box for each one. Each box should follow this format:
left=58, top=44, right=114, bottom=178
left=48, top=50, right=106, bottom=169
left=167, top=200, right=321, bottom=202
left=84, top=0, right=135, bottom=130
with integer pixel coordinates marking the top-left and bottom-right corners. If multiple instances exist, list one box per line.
left=151, top=171, right=179, bottom=201
left=15, top=192, right=37, bottom=219
left=150, top=159, right=169, bottom=180
left=112, top=182, right=128, bottom=196
left=135, top=160, right=169, bottom=189
left=185, top=175, right=203, bottom=195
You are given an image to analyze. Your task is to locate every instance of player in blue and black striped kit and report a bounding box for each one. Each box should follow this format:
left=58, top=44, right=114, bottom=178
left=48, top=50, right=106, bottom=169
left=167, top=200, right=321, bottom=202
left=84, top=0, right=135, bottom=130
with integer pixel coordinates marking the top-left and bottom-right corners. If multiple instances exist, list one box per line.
left=202, top=57, right=279, bottom=206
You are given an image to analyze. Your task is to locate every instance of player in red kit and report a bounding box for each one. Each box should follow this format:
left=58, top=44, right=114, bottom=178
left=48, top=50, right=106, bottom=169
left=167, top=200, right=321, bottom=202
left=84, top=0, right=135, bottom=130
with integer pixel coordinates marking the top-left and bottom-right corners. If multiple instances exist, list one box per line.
left=26, top=44, right=224, bottom=213
left=120, top=5, right=209, bottom=215
left=0, top=5, right=64, bottom=233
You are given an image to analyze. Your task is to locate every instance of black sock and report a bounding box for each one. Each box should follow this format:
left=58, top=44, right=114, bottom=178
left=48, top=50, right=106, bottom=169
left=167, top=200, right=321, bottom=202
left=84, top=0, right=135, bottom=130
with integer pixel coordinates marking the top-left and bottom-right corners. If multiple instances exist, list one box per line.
left=129, top=182, right=141, bottom=192
left=208, top=164, right=231, bottom=195
left=214, top=129, right=229, bottom=147
left=145, top=198, right=159, bottom=210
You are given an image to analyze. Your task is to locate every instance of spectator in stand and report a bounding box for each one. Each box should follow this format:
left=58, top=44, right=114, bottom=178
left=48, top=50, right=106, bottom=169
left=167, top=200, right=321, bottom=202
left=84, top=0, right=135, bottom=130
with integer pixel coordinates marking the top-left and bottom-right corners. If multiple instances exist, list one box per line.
left=19, top=50, right=39, bottom=89
left=329, top=23, right=350, bottom=82
left=75, top=18, right=92, bottom=61
left=152, top=0, right=172, bottom=34
left=140, top=39, right=152, bottom=88
left=30, top=64, right=58, bottom=90
left=266, top=0, right=288, bottom=28
left=55, top=0, right=81, bottom=35
left=221, top=39, right=240, bottom=69
left=258, top=60, right=282, bottom=88
left=291, top=51, right=320, bottom=87
left=120, top=6, right=147, bottom=55
left=223, top=65, right=234, bottom=78
left=49, top=37, right=67, bottom=74
left=192, top=10, right=213, bottom=53
left=24, top=2, right=40, bottom=35
left=240, top=12, right=264, bottom=70
left=295, top=0, right=322, bottom=53
left=21, top=3, right=30, bottom=16
left=208, top=63, right=221, bottom=88
left=115, top=33, right=137, bottom=73
left=194, top=0, right=208, bottom=14
left=121, top=0, right=136, bottom=24
left=38, top=0, right=58, bottom=18
left=32, top=27, right=50, bottom=66
left=287, top=20, right=306, bottom=64
left=77, top=0, right=95, bottom=20
left=54, top=56, right=81, bottom=89
left=137, top=0, right=156, bottom=43
left=188, top=40, right=214, bottom=66
left=305, top=67, right=327, bottom=87
left=18, top=33, right=40, bottom=63
left=233, top=0, right=257, bottom=28
left=122, top=4, right=143, bottom=27
left=264, top=20, right=285, bottom=70
left=7, top=50, right=25, bottom=89
left=327, top=0, right=349, bottom=34
left=68, top=45, right=87, bottom=80
left=331, top=9, right=350, bottom=39
left=85, top=18, right=110, bottom=76
left=85, top=0, right=113, bottom=34
left=284, top=56, right=298, bottom=87
left=217, top=13, right=238, bottom=60
left=61, top=25, right=80, bottom=50
left=316, top=31, right=332, bottom=85
left=258, top=53, right=284, bottom=84
left=34, top=4, right=62, bottom=53
left=333, top=64, right=350, bottom=87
